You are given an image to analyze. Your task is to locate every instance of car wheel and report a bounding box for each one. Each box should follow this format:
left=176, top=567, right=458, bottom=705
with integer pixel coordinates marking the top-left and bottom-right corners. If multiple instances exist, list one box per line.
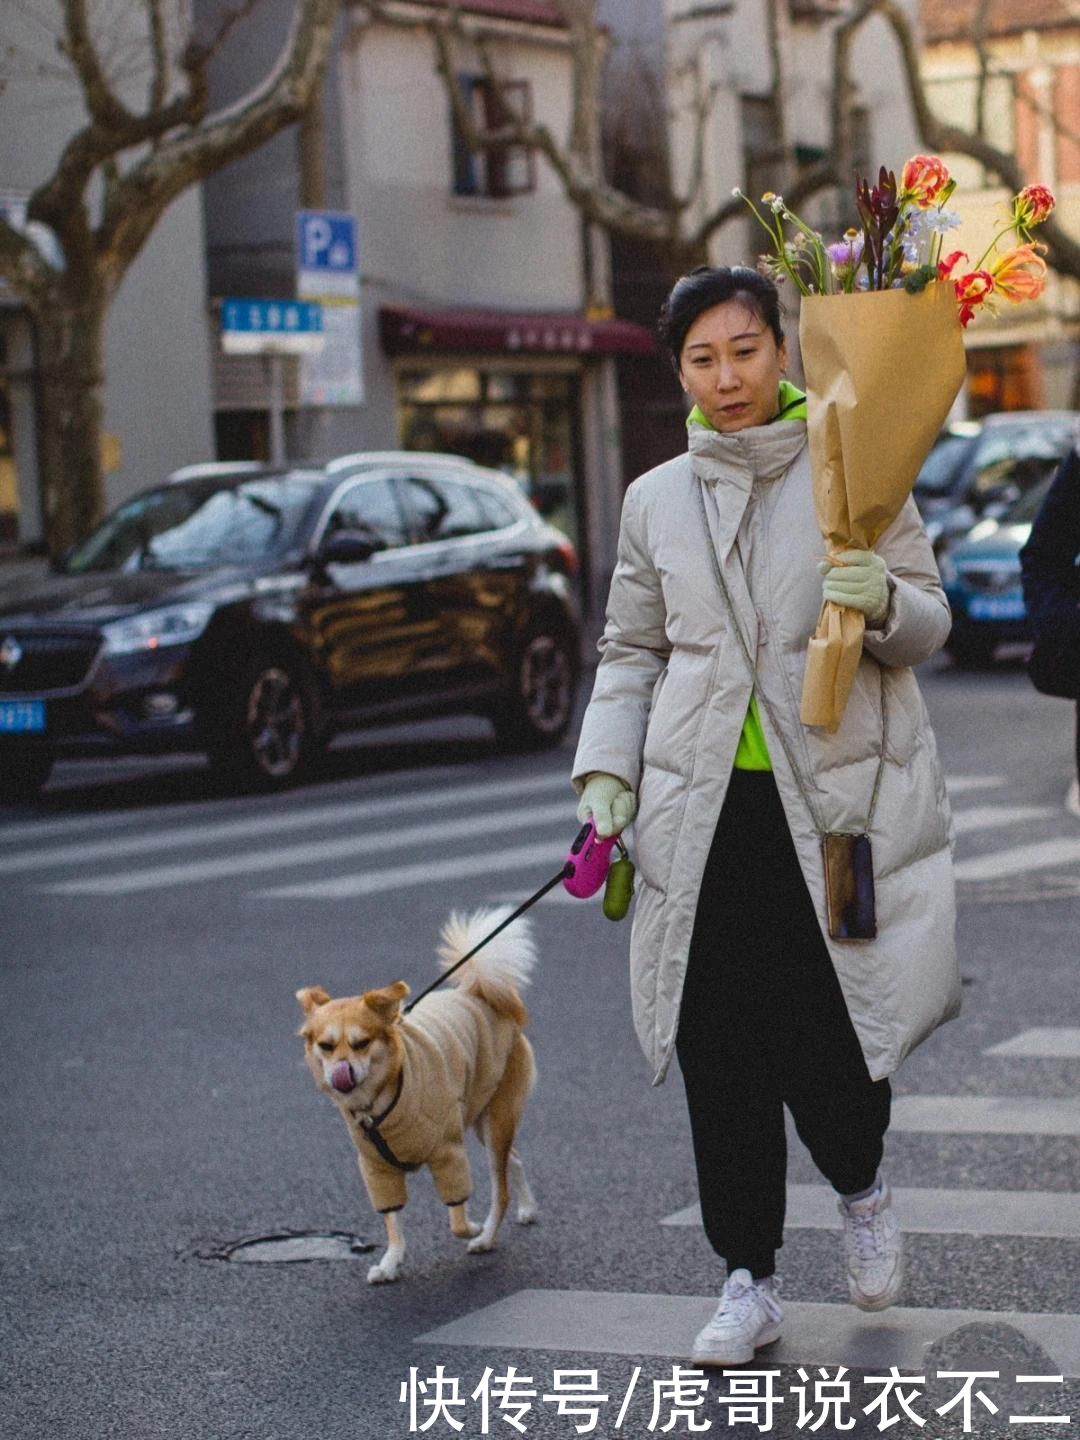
left=492, top=623, right=578, bottom=750
left=208, top=654, right=319, bottom=791
left=0, top=750, right=54, bottom=803
left=947, top=632, right=997, bottom=668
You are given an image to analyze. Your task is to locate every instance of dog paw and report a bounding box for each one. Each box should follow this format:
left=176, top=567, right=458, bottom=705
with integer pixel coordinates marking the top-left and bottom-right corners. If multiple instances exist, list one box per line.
left=466, top=1234, right=497, bottom=1254
left=367, top=1261, right=401, bottom=1284
left=516, top=1203, right=538, bottom=1225
left=453, top=1220, right=483, bottom=1240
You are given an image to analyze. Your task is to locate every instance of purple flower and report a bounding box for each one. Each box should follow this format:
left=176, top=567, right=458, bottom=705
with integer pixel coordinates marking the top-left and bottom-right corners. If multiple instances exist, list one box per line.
left=827, top=234, right=864, bottom=270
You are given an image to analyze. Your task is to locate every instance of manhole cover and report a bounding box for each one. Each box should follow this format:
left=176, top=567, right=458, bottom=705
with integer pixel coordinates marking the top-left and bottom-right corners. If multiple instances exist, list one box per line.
left=190, top=1230, right=374, bottom=1263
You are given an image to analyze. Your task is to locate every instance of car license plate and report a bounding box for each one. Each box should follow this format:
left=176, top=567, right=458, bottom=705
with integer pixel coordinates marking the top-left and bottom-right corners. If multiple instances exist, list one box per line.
left=968, top=594, right=1026, bottom=621
left=0, top=699, right=45, bottom=733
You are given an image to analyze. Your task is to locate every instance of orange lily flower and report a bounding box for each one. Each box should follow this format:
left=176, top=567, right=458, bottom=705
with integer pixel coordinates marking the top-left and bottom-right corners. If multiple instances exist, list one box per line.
left=988, top=244, right=1047, bottom=304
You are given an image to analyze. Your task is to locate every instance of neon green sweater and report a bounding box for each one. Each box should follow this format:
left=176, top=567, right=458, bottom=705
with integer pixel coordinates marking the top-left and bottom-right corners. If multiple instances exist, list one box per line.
left=688, top=382, right=808, bottom=771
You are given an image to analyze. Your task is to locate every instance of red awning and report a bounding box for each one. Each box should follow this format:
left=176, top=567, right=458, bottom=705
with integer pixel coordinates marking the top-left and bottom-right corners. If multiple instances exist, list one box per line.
left=379, top=304, right=655, bottom=359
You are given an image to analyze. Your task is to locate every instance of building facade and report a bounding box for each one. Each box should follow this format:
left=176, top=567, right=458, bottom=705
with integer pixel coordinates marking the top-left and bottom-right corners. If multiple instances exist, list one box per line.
left=203, top=0, right=652, bottom=618
left=920, top=0, right=1080, bottom=413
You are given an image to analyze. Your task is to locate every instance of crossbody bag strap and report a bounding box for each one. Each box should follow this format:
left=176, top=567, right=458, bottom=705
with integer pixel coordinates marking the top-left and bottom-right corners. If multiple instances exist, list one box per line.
left=694, top=478, right=887, bottom=835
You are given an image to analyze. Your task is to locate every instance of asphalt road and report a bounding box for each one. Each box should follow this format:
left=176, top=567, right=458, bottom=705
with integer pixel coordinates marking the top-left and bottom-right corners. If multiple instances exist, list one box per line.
left=2, top=653, right=1078, bottom=1440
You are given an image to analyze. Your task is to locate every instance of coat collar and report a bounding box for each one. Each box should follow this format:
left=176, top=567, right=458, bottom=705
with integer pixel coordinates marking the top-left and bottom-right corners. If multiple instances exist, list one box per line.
left=688, top=417, right=807, bottom=487
left=689, top=419, right=808, bottom=563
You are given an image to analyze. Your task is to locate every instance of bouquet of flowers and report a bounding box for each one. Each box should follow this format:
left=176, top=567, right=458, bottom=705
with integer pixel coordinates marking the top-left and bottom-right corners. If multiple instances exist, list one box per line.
left=737, top=158, right=1056, bottom=732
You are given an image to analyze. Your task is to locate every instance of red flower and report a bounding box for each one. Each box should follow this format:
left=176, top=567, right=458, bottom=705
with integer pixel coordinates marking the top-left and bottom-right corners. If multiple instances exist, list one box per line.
left=954, top=270, right=995, bottom=327
left=1013, top=184, right=1055, bottom=229
left=938, top=250, right=968, bottom=280
left=901, top=154, right=950, bottom=208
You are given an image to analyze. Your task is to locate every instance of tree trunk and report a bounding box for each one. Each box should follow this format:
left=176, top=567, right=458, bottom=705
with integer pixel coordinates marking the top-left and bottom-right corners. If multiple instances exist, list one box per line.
left=34, top=280, right=108, bottom=557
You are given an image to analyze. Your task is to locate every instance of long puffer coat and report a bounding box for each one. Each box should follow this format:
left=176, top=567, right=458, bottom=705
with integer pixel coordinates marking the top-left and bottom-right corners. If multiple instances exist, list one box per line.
left=572, top=418, right=961, bottom=1085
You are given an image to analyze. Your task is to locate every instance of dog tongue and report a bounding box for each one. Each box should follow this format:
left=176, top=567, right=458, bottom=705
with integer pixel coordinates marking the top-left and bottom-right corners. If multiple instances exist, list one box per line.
left=331, top=1061, right=355, bottom=1093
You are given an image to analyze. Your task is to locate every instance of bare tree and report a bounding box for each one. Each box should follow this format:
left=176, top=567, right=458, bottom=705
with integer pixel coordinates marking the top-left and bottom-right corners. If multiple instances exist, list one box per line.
left=0, top=0, right=342, bottom=555
left=356, top=0, right=1079, bottom=278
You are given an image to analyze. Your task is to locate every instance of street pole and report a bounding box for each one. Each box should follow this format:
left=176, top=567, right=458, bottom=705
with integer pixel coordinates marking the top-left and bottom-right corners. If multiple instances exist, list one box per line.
left=268, top=352, right=286, bottom=466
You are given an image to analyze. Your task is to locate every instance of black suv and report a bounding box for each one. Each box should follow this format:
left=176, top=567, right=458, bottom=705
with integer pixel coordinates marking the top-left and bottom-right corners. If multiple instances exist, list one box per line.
left=0, top=455, right=581, bottom=799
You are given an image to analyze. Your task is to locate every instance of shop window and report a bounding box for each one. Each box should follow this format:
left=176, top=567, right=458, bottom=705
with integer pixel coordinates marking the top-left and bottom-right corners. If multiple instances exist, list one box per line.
left=399, top=370, right=482, bottom=404
left=967, top=345, right=1043, bottom=417
left=0, top=335, right=17, bottom=544
left=396, top=366, right=582, bottom=555
left=451, top=75, right=536, bottom=199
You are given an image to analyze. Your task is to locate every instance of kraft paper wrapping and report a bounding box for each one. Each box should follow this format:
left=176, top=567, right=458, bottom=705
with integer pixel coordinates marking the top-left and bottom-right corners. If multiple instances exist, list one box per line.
left=798, top=283, right=966, bottom=732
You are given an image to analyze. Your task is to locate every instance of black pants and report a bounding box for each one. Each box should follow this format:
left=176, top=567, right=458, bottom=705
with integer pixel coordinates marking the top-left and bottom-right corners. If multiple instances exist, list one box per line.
left=675, top=769, right=891, bottom=1280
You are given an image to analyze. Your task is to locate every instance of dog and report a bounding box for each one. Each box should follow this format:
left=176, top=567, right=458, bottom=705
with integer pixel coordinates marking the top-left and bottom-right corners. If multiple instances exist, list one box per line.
left=296, top=908, right=538, bottom=1284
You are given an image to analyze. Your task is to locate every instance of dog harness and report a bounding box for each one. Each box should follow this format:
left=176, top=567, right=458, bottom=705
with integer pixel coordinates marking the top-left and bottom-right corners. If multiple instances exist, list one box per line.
left=352, top=1072, right=420, bottom=1173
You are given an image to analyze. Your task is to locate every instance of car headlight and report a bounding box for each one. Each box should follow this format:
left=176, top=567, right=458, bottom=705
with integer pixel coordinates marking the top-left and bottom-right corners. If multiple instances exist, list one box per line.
left=101, top=603, right=214, bottom=656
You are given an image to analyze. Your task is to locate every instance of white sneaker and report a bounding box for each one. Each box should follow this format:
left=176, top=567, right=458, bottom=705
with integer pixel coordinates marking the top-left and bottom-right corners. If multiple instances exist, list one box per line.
left=690, top=1269, right=783, bottom=1366
left=839, top=1179, right=903, bottom=1312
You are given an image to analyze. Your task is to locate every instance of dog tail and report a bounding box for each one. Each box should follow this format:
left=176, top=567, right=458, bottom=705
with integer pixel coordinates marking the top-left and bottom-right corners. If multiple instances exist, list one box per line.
left=436, top=907, right=537, bottom=1023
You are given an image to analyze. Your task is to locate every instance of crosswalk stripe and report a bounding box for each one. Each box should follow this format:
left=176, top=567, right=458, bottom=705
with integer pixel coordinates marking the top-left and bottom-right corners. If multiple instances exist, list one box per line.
left=952, top=804, right=1057, bottom=836
left=255, top=841, right=568, bottom=900
left=8, top=769, right=570, bottom=875
left=415, top=1288, right=1080, bottom=1375
left=41, top=802, right=572, bottom=896
left=985, top=1028, right=1080, bottom=1059
left=660, top=1184, right=1080, bottom=1238
left=954, top=836, right=1080, bottom=881
left=891, top=1095, right=1080, bottom=1135
left=0, top=762, right=485, bottom=847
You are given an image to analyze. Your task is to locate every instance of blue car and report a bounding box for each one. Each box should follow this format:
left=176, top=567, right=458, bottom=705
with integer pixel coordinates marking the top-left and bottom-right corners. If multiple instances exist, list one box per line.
left=938, top=476, right=1055, bottom=666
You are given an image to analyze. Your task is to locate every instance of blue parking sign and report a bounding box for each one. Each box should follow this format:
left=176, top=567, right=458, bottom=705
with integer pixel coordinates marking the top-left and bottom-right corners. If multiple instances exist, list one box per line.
left=295, top=210, right=357, bottom=275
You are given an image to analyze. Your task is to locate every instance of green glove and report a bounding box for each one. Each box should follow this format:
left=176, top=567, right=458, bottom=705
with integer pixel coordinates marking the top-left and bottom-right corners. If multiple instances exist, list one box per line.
left=577, top=772, right=637, bottom=838
left=819, top=549, right=890, bottom=628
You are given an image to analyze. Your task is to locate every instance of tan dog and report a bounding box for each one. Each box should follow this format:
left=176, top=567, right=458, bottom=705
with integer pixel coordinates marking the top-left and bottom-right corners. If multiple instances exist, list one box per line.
left=297, top=908, right=538, bottom=1284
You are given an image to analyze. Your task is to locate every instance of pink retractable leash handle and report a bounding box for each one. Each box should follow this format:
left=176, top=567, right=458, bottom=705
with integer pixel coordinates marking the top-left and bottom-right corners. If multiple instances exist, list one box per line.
left=562, top=820, right=620, bottom=898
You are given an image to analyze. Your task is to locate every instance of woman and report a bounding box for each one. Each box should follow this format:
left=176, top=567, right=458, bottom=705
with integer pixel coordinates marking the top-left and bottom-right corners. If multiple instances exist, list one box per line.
left=572, top=265, right=960, bottom=1366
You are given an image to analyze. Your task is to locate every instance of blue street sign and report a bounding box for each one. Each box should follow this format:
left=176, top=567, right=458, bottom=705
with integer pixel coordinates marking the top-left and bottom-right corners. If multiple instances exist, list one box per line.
left=295, top=210, right=357, bottom=275
left=220, top=299, right=324, bottom=355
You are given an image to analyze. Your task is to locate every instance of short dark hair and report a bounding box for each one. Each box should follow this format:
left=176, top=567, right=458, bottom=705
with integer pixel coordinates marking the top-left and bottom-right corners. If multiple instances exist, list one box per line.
left=658, top=265, right=785, bottom=373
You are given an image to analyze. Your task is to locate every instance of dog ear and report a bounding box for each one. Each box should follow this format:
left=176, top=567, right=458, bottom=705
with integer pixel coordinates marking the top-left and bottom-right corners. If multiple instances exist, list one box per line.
left=361, top=979, right=410, bottom=1024
left=296, top=985, right=332, bottom=1014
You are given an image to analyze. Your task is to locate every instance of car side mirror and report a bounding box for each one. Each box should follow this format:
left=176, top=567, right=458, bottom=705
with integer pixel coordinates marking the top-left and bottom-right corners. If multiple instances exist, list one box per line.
left=317, top=529, right=381, bottom=566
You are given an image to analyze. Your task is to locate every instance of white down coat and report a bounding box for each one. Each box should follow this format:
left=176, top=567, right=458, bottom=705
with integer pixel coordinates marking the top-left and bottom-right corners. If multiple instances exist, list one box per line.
left=572, top=418, right=961, bottom=1085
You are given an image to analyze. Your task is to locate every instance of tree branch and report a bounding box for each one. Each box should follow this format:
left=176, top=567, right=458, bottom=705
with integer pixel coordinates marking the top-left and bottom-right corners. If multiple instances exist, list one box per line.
left=147, top=0, right=169, bottom=115
left=59, top=0, right=132, bottom=131
left=95, top=0, right=343, bottom=286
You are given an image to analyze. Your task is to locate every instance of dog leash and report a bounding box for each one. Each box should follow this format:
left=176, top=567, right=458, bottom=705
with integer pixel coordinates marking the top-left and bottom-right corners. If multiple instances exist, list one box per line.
left=402, top=819, right=635, bottom=1015
left=402, top=863, right=572, bottom=1015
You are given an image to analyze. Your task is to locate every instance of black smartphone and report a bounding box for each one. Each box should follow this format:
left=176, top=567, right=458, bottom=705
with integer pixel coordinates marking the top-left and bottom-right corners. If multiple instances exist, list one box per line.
left=821, top=832, right=877, bottom=941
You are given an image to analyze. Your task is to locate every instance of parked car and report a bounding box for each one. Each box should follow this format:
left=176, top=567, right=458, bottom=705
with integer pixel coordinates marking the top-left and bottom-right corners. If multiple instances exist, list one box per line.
left=939, top=470, right=1060, bottom=666
left=0, top=456, right=581, bottom=800
left=914, top=411, right=1078, bottom=554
